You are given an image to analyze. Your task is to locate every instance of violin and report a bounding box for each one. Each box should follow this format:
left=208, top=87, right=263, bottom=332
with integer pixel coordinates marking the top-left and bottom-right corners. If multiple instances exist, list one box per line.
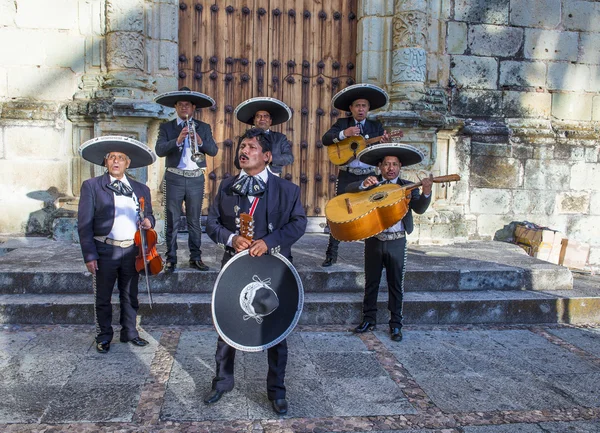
left=134, top=197, right=164, bottom=275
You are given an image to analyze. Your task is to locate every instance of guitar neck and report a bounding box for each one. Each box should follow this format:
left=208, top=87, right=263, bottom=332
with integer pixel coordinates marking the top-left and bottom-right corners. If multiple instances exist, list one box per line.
left=405, top=174, right=461, bottom=191
left=365, top=130, right=403, bottom=145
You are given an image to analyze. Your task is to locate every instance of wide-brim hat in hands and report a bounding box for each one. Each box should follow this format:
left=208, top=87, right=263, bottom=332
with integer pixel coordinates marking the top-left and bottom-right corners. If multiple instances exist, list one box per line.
left=234, top=97, right=292, bottom=126
left=331, top=83, right=389, bottom=111
left=79, top=136, right=157, bottom=169
left=154, top=87, right=215, bottom=108
left=357, top=143, right=424, bottom=167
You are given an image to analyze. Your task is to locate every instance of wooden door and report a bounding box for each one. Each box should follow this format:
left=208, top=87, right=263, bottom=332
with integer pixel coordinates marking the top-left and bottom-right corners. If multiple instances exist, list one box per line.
left=178, top=0, right=358, bottom=215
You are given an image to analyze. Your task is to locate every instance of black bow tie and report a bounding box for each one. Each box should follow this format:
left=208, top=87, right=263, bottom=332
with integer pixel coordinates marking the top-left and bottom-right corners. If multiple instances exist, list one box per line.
left=231, top=175, right=266, bottom=197
left=107, top=180, right=133, bottom=197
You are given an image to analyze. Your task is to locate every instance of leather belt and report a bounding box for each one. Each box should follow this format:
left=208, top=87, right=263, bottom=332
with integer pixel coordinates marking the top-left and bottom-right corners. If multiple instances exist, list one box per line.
left=94, top=236, right=135, bottom=248
left=338, top=166, right=376, bottom=176
left=375, top=231, right=406, bottom=241
left=167, top=167, right=205, bottom=177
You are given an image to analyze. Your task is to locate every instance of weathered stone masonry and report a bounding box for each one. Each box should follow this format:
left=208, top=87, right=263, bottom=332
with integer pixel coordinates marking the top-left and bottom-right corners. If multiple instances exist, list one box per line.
left=0, top=0, right=598, bottom=270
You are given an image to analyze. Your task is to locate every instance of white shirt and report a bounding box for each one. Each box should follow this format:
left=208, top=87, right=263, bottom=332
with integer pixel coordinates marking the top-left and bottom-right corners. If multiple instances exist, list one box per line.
left=176, top=117, right=203, bottom=170
left=226, top=168, right=269, bottom=247
left=107, top=175, right=138, bottom=240
left=339, top=119, right=373, bottom=170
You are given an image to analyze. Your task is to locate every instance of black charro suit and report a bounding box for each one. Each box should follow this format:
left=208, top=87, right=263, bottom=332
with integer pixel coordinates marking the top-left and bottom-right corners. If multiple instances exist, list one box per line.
left=322, top=117, right=385, bottom=261
left=206, top=171, right=307, bottom=400
left=155, top=118, right=218, bottom=264
left=346, top=176, right=431, bottom=329
left=78, top=173, right=155, bottom=343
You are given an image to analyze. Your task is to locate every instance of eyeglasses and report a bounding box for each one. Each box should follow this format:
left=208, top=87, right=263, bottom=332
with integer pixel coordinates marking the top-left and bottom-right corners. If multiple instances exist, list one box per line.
left=255, top=113, right=271, bottom=119
left=106, top=154, right=128, bottom=162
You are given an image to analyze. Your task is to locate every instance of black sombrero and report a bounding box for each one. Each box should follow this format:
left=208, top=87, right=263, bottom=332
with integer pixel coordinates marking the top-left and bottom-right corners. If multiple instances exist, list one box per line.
left=357, top=143, right=424, bottom=167
left=331, top=83, right=389, bottom=111
left=154, top=88, right=215, bottom=108
left=212, top=251, right=304, bottom=352
left=79, top=136, right=157, bottom=168
left=234, top=97, right=292, bottom=126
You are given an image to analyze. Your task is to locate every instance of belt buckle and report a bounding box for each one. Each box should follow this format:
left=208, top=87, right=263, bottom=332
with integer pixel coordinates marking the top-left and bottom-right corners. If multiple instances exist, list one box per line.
left=120, top=240, right=134, bottom=248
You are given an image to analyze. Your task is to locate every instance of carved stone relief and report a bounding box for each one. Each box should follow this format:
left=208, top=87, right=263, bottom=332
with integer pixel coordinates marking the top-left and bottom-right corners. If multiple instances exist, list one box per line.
left=106, top=0, right=145, bottom=33
left=392, top=47, right=427, bottom=83
left=392, top=11, right=428, bottom=49
left=106, top=32, right=145, bottom=71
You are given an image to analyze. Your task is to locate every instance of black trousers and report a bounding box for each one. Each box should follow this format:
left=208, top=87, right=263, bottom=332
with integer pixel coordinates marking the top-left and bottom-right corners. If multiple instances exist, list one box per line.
left=325, top=170, right=373, bottom=258
left=363, top=236, right=407, bottom=329
left=211, top=251, right=289, bottom=400
left=94, top=241, right=140, bottom=343
left=164, top=170, right=205, bottom=263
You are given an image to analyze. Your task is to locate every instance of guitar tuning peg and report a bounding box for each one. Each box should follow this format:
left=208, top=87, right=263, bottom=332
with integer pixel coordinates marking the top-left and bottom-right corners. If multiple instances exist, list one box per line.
left=235, top=217, right=240, bottom=224
left=249, top=222, right=254, bottom=227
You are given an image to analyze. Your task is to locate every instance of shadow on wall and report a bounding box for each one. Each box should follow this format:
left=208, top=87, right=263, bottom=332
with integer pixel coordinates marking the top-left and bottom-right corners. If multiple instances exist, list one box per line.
left=25, top=187, right=75, bottom=237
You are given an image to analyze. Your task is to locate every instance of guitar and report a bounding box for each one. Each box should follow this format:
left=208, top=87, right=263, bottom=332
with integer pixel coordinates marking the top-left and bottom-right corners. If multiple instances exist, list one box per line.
left=325, top=174, right=460, bottom=242
left=238, top=213, right=254, bottom=241
left=327, top=130, right=404, bottom=165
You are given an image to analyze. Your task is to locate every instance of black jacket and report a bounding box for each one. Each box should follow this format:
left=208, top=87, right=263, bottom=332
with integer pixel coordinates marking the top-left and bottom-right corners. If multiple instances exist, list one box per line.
left=155, top=118, right=218, bottom=168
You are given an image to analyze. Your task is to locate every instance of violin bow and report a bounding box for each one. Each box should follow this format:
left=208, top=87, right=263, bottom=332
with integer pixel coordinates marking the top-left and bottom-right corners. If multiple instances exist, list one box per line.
left=137, top=197, right=153, bottom=309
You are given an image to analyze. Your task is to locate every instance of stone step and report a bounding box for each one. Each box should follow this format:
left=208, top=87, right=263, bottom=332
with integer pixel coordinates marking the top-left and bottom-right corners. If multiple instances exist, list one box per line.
left=0, top=264, right=573, bottom=295
left=1, top=288, right=598, bottom=326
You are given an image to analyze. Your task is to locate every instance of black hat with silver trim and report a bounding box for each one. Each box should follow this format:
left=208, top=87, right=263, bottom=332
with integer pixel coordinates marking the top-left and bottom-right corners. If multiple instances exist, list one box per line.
left=154, top=86, right=215, bottom=108
left=79, top=136, right=157, bottom=168
left=357, top=143, right=424, bottom=167
left=234, top=97, right=292, bottom=126
left=212, top=251, right=304, bottom=352
left=331, top=83, right=389, bottom=111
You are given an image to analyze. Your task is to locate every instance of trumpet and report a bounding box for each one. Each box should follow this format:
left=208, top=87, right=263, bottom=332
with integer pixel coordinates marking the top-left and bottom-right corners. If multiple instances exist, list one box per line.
left=185, top=114, right=205, bottom=163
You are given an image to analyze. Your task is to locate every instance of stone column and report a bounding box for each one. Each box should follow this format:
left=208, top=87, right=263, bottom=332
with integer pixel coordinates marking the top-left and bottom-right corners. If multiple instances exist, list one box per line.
left=59, top=0, right=179, bottom=240
left=68, top=0, right=178, bottom=193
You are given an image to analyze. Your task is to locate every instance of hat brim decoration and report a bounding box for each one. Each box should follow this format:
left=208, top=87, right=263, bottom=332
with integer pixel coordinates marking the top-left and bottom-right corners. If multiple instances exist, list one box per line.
left=331, top=83, right=389, bottom=111
left=234, top=97, right=292, bottom=126
left=154, top=90, right=215, bottom=108
left=357, top=143, right=424, bottom=167
left=212, top=251, right=303, bottom=352
left=79, top=136, right=157, bottom=169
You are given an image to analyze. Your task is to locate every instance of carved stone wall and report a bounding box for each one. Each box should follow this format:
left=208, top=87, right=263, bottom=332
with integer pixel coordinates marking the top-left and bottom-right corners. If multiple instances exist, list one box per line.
left=354, top=0, right=600, bottom=270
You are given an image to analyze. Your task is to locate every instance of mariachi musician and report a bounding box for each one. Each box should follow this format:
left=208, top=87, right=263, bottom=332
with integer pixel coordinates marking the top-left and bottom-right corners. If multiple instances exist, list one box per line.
left=154, top=87, right=218, bottom=273
left=234, top=97, right=294, bottom=176
left=346, top=144, right=432, bottom=342
left=203, top=128, right=307, bottom=415
left=321, top=83, right=391, bottom=267
left=77, top=136, right=157, bottom=353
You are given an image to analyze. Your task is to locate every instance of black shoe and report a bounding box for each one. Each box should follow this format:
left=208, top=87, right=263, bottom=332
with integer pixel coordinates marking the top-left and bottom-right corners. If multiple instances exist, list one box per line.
left=120, top=336, right=149, bottom=346
left=189, top=259, right=209, bottom=271
left=321, top=256, right=337, bottom=267
left=271, top=398, right=288, bottom=415
left=391, top=328, right=403, bottom=342
left=96, top=341, right=110, bottom=353
left=164, top=262, right=176, bottom=274
left=354, top=321, right=376, bottom=333
left=204, top=389, right=226, bottom=405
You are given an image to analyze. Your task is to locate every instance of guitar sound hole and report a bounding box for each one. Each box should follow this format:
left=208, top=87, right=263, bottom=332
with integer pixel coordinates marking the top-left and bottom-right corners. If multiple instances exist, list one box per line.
left=369, top=192, right=388, bottom=202
left=350, top=142, right=358, bottom=150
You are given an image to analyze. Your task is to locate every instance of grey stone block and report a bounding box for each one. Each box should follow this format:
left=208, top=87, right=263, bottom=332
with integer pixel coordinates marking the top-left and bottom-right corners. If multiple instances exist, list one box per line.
left=524, top=29, right=578, bottom=61
left=540, top=420, right=600, bottom=433
left=463, top=423, right=545, bottom=432
left=0, top=384, right=61, bottom=423
left=454, top=0, right=509, bottom=24
left=447, top=21, right=468, bottom=54
left=310, top=352, right=388, bottom=379
left=451, top=89, right=503, bottom=116
left=510, top=0, right=561, bottom=28
left=552, top=93, right=593, bottom=121
left=547, top=327, right=600, bottom=357
left=468, top=24, right=523, bottom=57
left=562, top=1, right=600, bottom=32
left=500, top=61, right=547, bottom=88
left=503, top=91, right=551, bottom=118
left=548, top=63, right=592, bottom=92
left=451, top=55, right=498, bottom=89
left=524, top=159, right=571, bottom=190
left=471, top=155, right=523, bottom=189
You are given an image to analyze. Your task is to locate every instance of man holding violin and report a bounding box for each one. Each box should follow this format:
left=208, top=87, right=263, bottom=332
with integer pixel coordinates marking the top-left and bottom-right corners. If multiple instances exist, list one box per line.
left=77, top=136, right=157, bottom=354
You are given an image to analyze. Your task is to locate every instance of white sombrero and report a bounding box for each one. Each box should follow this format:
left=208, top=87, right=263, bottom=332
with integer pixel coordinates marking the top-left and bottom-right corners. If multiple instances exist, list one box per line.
left=357, top=143, right=424, bottom=167
left=331, top=83, right=389, bottom=111
left=79, top=136, right=157, bottom=168
left=234, top=97, right=292, bottom=126
left=154, top=87, right=215, bottom=108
